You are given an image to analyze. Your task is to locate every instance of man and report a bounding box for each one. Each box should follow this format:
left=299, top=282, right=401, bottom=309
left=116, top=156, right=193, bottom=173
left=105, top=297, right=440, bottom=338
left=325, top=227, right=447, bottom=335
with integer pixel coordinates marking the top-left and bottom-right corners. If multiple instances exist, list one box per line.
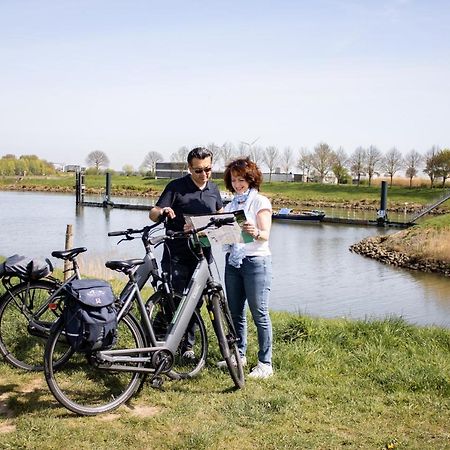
left=149, top=147, right=223, bottom=357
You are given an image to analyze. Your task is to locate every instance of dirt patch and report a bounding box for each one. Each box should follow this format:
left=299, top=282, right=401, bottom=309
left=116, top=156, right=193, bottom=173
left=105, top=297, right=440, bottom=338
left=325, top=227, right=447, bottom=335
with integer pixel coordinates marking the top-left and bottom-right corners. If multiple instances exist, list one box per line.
left=125, top=404, right=161, bottom=418
left=19, top=377, right=44, bottom=394
left=0, top=422, right=16, bottom=434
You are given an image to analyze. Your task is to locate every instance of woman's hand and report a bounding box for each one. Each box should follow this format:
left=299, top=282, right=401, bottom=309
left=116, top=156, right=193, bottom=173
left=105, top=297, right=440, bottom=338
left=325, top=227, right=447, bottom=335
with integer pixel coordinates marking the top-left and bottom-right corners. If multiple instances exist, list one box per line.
left=243, top=221, right=260, bottom=239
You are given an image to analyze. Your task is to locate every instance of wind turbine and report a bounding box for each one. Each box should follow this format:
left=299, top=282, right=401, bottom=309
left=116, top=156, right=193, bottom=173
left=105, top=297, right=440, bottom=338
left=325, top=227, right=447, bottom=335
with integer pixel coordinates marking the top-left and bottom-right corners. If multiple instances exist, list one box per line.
left=239, top=137, right=260, bottom=156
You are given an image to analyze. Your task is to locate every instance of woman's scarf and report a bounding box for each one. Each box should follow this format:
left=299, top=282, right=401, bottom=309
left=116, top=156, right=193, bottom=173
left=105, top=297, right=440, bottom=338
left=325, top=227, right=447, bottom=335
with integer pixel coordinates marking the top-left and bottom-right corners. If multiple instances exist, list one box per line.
left=226, top=188, right=258, bottom=268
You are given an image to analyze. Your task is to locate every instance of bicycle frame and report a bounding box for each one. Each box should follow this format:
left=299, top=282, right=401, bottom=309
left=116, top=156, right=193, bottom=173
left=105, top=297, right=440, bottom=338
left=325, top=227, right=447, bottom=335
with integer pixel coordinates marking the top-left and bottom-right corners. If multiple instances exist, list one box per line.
left=98, top=254, right=210, bottom=374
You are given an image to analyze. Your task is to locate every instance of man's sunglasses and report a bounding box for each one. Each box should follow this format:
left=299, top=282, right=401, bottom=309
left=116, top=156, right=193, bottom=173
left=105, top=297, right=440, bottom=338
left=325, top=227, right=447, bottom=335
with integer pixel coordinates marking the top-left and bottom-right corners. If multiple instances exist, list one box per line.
left=192, top=166, right=212, bottom=174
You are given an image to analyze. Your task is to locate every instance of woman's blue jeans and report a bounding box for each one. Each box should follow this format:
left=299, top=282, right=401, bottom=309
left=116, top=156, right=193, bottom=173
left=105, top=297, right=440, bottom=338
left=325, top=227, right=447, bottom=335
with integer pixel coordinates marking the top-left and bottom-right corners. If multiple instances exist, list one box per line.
left=224, top=255, right=273, bottom=364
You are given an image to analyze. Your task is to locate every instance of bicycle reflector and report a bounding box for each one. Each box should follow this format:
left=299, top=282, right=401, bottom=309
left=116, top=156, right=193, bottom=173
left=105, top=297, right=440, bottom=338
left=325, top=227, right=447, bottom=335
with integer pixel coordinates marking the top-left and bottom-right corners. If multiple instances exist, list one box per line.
left=48, top=303, right=58, bottom=311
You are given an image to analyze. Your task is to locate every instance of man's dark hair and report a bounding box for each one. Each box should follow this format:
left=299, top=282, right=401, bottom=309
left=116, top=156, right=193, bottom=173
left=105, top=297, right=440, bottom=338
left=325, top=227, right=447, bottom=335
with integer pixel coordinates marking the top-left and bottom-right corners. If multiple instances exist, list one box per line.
left=187, top=147, right=213, bottom=165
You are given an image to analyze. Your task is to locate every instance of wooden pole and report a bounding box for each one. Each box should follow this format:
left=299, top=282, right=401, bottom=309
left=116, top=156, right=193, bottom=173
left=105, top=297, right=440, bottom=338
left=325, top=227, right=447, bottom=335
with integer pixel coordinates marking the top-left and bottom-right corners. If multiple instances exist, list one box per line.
left=64, top=224, right=73, bottom=281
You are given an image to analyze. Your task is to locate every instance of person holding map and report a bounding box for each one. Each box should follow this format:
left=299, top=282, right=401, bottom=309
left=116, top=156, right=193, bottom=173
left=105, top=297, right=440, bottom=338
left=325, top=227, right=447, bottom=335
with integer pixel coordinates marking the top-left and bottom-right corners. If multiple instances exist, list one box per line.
left=218, top=157, right=274, bottom=379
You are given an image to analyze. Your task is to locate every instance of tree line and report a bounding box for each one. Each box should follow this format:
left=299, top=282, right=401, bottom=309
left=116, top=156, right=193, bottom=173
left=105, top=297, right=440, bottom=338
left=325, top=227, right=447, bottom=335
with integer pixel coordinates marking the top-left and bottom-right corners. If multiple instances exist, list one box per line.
left=0, top=154, right=56, bottom=176
left=134, top=143, right=450, bottom=188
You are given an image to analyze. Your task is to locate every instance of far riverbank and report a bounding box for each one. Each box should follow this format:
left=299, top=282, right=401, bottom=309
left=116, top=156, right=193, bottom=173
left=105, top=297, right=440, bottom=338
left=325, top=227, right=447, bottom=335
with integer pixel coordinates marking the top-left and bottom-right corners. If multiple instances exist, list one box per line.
left=1, top=175, right=449, bottom=215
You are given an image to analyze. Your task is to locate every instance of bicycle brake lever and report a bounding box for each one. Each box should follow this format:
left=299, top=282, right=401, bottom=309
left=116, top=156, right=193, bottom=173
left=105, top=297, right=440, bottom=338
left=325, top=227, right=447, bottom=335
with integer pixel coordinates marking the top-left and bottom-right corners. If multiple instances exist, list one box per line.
left=117, top=235, right=134, bottom=245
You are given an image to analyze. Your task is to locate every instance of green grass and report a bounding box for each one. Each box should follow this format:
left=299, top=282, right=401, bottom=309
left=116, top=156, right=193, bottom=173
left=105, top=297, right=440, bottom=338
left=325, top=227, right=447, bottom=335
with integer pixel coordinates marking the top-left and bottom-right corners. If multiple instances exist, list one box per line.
left=0, top=258, right=449, bottom=448
left=0, top=305, right=449, bottom=449
left=416, top=213, right=450, bottom=230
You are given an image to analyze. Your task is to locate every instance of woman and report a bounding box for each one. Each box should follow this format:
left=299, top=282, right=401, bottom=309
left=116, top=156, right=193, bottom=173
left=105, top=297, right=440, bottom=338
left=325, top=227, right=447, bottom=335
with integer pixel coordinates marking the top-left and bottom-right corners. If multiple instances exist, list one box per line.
left=220, top=157, right=273, bottom=378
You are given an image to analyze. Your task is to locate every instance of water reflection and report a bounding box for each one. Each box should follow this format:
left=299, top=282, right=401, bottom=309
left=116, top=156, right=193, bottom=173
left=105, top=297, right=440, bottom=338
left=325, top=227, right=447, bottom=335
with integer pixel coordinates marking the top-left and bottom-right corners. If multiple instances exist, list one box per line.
left=1, top=191, right=449, bottom=328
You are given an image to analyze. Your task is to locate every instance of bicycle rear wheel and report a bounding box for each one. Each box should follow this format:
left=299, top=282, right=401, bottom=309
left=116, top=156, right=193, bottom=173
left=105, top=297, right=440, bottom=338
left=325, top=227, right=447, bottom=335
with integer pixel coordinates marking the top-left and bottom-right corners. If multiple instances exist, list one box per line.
left=210, top=290, right=245, bottom=389
left=0, top=279, right=66, bottom=371
left=146, top=292, right=208, bottom=379
left=44, top=313, right=146, bottom=416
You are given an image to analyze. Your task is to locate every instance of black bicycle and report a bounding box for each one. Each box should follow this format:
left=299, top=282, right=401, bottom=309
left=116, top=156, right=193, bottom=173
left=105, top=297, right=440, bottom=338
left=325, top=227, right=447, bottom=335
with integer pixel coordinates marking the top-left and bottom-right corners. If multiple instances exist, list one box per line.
left=0, top=248, right=85, bottom=370
left=0, top=220, right=206, bottom=378
left=44, top=216, right=245, bottom=415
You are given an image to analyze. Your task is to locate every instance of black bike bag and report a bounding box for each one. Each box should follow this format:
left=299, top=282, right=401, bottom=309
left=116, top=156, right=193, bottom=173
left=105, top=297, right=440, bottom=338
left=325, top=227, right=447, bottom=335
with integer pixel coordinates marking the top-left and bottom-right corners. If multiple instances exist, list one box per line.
left=63, top=279, right=117, bottom=352
left=0, top=254, right=53, bottom=280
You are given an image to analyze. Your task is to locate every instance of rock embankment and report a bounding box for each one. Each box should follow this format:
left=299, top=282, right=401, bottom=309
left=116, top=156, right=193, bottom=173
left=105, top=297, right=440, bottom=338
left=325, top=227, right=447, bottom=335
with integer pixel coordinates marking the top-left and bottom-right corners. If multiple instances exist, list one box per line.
left=349, top=235, right=450, bottom=277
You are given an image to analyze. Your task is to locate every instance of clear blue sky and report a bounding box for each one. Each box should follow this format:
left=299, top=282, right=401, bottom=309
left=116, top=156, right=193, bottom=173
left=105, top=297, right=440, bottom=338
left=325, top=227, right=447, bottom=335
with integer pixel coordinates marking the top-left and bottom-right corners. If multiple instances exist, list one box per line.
left=1, top=0, right=449, bottom=170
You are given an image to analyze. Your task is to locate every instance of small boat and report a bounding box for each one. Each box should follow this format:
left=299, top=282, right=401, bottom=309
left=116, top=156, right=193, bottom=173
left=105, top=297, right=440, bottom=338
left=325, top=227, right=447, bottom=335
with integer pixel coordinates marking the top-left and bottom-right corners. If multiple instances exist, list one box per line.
left=220, top=191, right=233, bottom=204
left=272, top=208, right=325, bottom=222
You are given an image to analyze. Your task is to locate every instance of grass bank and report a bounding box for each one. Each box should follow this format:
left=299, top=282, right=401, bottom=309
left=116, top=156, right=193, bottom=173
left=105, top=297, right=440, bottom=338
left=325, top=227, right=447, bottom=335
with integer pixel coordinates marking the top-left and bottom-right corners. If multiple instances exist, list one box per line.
left=350, top=214, right=450, bottom=275
left=0, top=313, right=449, bottom=449
left=1, top=174, right=449, bottom=212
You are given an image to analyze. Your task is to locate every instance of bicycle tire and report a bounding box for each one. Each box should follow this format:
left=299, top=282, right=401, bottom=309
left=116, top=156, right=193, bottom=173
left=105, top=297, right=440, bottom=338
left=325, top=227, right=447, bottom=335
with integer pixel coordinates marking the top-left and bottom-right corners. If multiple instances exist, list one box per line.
left=145, top=292, right=208, bottom=379
left=44, top=313, right=146, bottom=416
left=0, top=279, right=69, bottom=371
left=211, top=291, right=245, bottom=389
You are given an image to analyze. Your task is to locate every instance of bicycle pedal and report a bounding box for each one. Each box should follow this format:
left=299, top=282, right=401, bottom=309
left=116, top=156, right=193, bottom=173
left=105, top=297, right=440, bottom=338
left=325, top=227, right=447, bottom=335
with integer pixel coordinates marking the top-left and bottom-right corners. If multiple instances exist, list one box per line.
left=150, top=376, right=164, bottom=388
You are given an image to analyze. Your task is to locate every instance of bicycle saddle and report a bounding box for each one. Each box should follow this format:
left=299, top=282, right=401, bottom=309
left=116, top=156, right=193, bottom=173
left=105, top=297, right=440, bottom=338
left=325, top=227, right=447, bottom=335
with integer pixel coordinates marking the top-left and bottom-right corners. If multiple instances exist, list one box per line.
left=105, top=259, right=145, bottom=274
left=51, top=247, right=87, bottom=260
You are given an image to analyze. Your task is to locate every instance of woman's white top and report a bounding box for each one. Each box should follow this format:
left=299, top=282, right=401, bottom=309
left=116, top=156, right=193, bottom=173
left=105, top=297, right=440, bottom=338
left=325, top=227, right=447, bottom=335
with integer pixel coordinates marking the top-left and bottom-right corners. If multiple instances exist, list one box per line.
left=224, top=193, right=272, bottom=257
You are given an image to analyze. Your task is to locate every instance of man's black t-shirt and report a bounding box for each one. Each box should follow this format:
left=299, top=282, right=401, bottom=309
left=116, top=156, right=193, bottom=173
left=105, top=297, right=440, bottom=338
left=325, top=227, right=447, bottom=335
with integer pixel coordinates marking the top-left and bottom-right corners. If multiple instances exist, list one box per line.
left=155, top=175, right=223, bottom=261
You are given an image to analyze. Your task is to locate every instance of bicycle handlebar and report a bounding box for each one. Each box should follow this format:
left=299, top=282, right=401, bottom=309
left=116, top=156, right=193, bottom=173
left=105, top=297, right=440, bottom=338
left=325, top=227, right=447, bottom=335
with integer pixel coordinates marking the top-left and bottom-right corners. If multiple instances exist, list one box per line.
left=108, top=216, right=235, bottom=244
left=107, top=217, right=164, bottom=238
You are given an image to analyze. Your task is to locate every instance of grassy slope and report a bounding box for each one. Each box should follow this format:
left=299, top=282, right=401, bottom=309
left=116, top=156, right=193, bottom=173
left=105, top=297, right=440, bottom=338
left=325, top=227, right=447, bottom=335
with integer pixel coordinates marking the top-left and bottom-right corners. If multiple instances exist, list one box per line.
left=380, top=214, right=450, bottom=263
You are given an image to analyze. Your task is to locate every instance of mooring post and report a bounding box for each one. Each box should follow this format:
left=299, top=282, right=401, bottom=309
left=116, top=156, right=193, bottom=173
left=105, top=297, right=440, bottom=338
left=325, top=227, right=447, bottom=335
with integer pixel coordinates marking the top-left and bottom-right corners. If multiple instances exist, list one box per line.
left=103, top=171, right=113, bottom=207
left=75, top=170, right=85, bottom=206
left=75, top=171, right=81, bottom=205
left=377, top=180, right=388, bottom=226
left=64, top=224, right=73, bottom=281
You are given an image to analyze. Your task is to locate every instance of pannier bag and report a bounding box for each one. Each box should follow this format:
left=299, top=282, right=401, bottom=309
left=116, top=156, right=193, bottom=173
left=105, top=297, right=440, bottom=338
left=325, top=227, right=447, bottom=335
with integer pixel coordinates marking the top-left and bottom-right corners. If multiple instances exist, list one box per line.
left=0, top=254, right=53, bottom=280
left=63, top=279, right=117, bottom=352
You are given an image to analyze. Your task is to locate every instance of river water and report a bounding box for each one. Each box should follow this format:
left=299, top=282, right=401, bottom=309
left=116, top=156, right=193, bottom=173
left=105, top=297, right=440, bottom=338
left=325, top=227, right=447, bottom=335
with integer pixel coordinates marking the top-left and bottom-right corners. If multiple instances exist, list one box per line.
left=1, top=191, right=449, bottom=328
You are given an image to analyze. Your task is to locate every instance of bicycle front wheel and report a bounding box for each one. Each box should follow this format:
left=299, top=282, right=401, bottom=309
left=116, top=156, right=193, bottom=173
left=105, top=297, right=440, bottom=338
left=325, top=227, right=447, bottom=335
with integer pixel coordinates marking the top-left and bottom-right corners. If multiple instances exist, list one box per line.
left=146, top=293, right=208, bottom=379
left=0, top=279, right=65, bottom=371
left=44, top=313, right=146, bottom=416
left=210, top=291, right=245, bottom=389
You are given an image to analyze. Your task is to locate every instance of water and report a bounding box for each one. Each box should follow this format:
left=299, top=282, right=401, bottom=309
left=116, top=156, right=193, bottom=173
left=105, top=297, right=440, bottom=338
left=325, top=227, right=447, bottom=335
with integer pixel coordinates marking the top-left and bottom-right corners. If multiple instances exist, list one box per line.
left=1, top=191, right=449, bottom=328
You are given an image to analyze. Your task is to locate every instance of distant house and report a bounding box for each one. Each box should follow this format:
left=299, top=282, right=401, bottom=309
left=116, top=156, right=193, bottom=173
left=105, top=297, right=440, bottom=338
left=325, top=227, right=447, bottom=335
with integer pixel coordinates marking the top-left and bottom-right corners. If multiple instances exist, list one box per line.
left=50, top=162, right=65, bottom=172
left=155, top=162, right=187, bottom=179
left=64, top=164, right=85, bottom=173
left=308, top=169, right=338, bottom=184
left=262, top=172, right=295, bottom=182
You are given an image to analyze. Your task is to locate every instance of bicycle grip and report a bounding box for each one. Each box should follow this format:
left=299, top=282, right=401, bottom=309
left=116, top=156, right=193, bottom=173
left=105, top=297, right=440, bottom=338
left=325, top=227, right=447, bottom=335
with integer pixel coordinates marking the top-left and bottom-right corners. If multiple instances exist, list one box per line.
left=108, top=231, right=126, bottom=236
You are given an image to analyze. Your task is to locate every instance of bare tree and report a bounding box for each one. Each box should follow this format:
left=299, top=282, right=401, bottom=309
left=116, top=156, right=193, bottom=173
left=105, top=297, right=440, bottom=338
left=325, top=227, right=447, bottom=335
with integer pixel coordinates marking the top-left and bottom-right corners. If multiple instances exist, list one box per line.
left=122, top=164, right=134, bottom=176
left=349, top=146, right=367, bottom=186
left=281, top=146, right=294, bottom=180
left=404, top=149, right=423, bottom=188
left=331, top=147, right=349, bottom=184
left=424, top=145, right=441, bottom=188
left=434, top=148, right=450, bottom=187
left=170, top=146, right=189, bottom=162
left=297, top=147, right=312, bottom=182
left=250, top=145, right=264, bottom=167
left=206, top=142, right=221, bottom=169
left=263, top=146, right=280, bottom=182
left=237, top=142, right=248, bottom=157
left=311, top=142, right=334, bottom=182
left=365, top=145, right=382, bottom=186
left=86, top=150, right=110, bottom=172
left=220, top=142, right=236, bottom=168
left=382, top=147, right=404, bottom=186
left=141, top=151, right=163, bottom=176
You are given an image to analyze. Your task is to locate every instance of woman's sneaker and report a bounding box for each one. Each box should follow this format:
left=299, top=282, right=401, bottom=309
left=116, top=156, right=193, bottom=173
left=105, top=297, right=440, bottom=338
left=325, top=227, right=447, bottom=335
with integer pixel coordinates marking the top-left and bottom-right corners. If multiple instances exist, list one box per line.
left=182, top=349, right=195, bottom=360
left=217, top=355, right=247, bottom=369
left=248, top=361, right=273, bottom=378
